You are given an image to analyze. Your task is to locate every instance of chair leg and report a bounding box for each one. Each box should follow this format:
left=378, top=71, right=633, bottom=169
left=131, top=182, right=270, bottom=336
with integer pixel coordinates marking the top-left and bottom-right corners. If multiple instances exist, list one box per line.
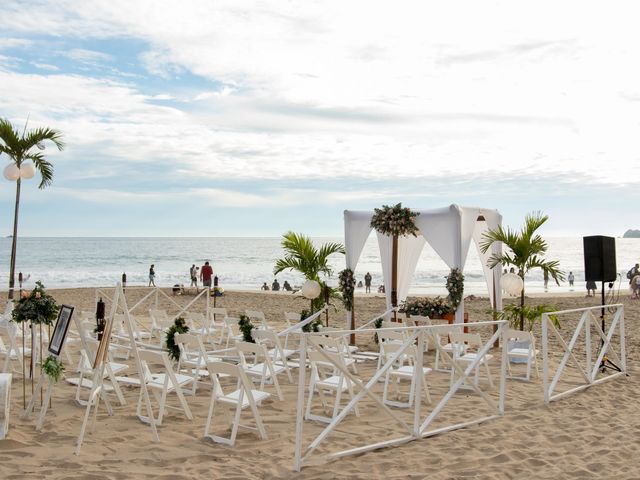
left=485, top=361, right=494, bottom=388
left=422, top=374, right=432, bottom=404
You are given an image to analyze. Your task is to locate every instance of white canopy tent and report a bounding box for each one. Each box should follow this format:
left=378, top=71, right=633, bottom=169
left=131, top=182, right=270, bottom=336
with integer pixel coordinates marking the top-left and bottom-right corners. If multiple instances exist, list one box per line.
left=344, top=204, right=503, bottom=326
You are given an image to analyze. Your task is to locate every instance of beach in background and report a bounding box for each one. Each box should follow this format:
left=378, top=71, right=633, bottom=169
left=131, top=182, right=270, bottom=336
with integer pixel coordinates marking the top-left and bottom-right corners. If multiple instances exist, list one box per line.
left=1, top=236, right=638, bottom=295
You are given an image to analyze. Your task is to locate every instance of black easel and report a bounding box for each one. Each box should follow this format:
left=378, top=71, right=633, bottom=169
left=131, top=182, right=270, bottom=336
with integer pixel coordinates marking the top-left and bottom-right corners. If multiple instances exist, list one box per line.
left=599, top=281, right=621, bottom=373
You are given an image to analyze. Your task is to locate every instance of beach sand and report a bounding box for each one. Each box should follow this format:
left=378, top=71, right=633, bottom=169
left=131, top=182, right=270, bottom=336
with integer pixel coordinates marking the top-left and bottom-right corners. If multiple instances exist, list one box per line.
left=1, top=288, right=638, bottom=479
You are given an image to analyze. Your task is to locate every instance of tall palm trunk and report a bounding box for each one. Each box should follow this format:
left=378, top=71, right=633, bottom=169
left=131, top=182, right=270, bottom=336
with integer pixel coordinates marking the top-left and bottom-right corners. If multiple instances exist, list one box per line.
left=519, top=271, right=525, bottom=331
left=8, top=177, right=21, bottom=300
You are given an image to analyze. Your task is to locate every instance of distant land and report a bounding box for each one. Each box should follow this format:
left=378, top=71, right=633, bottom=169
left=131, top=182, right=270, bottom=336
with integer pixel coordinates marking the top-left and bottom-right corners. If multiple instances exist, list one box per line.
left=623, top=229, right=640, bottom=238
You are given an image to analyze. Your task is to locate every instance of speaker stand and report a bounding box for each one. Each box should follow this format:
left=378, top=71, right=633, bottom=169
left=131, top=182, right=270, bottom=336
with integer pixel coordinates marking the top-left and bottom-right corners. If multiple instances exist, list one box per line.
left=599, top=281, right=621, bottom=374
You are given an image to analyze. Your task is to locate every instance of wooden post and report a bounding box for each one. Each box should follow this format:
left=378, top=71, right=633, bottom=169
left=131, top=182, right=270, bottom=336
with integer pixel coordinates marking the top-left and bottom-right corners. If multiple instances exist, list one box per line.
left=492, top=273, right=499, bottom=348
left=349, top=301, right=356, bottom=346
left=391, top=235, right=398, bottom=321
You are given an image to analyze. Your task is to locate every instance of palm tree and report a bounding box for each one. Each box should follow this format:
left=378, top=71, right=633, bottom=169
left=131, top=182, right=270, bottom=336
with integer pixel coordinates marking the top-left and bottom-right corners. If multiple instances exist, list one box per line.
left=273, top=231, right=345, bottom=312
left=480, top=211, right=564, bottom=330
left=0, top=118, right=64, bottom=299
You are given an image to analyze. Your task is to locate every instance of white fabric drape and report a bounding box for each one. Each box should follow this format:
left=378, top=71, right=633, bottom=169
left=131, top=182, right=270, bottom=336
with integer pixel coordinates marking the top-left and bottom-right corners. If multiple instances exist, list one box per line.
left=376, top=232, right=393, bottom=308
left=398, top=235, right=426, bottom=303
left=344, top=210, right=373, bottom=270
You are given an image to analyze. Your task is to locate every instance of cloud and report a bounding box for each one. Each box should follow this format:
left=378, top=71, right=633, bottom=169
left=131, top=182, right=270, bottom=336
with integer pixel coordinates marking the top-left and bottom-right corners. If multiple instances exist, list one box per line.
left=61, top=48, right=113, bottom=65
left=31, top=62, right=60, bottom=71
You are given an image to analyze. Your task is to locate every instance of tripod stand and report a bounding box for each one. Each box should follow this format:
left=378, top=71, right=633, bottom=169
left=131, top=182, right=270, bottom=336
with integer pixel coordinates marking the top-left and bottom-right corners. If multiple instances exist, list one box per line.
left=599, top=281, right=621, bottom=373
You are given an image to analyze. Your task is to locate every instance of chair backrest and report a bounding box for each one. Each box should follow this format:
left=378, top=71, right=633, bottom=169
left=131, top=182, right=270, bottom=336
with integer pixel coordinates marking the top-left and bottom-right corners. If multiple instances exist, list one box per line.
left=505, top=329, right=535, bottom=346
left=246, top=310, right=267, bottom=328
left=284, top=312, right=301, bottom=326
left=174, top=332, right=206, bottom=359
left=235, top=340, right=267, bottom=360
left=307, top=348, right=348, bottom=379
left=185, top=312, right=205, bottom=329
left=382, top=341, right=418, bottom=362
left=210, top=307, right=228, bottom=327
left=252, top=329, right=289, bottom=365
left=377, top=329, right=405, bottom=343
left=450, top=332, right=482, bottom=348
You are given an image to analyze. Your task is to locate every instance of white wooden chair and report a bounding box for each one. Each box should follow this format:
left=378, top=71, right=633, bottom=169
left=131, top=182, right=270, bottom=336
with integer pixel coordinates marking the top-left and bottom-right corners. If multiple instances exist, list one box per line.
left=0, top=322, right=30, bottom=374
left=434, top=324, right=467, bottom=372
left=382, top=342, right=432, bottom=408
left=283, top=311, right=301, bottom=351
left=245, top=310, right=269, bottom=329
left=235, top=341, right=285, bottom=400
left=220, top=316, right=243, bottom=348
left=174, top=333, right=223, bottom=394
left=207, top=307, right=228, bottom=342
left=252, top=329, right=294, bottom=383
left=71, top=339, right=128, bottom=406
left=505, top=329, right=539, bottom=381
left=305, top=348, right=360, bottom=424
left=204, top=360, right=269, bottom=446
left=149, top=309, right=173, bottom=345
left=315, top=333, right=358, bottom=374
left=0, top=373, right=11, bottom=439
left=135, top=349, right=194, bottom=426
left=449, top=332, right=494, bottom=388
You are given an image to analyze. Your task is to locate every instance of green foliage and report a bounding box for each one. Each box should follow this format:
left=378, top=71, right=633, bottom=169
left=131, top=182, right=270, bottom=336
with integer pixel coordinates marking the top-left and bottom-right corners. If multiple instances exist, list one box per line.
left=11, top=281, right=59, bottom=325
left=400, top=296, right=454, bottom=318
left=165, top=317, right=189, bottom=361
left=273, top=231, right=345, bottom=312
left=370, top=203, right=420, bottom=237
left=338, top=268, right=356, bottom=311
left=238, top=314, right=255, bottom=343
left=480, top=211, right=565, bottom=330
left=42, top=355, right=65, bottom=382
left=300, top=309, right=322, bottom=333
left=495, top=304, right=560, bottom=331
left=446, top=268, right=464, bottom=310
left=0, top=118, right=64, bottom=189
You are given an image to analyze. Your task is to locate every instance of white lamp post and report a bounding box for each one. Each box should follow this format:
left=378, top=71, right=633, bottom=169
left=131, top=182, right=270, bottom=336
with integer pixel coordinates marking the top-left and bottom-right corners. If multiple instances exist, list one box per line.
left=4, top=161, right=37, bottom=300
left=301, top=279, right=321, bottom=313
left=501, top=272, right=524, bottom=297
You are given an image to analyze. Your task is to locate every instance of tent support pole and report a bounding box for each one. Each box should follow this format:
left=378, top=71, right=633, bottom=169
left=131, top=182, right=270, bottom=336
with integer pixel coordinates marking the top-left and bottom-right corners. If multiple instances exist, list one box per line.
left=391, top=235, right=398, bottom=321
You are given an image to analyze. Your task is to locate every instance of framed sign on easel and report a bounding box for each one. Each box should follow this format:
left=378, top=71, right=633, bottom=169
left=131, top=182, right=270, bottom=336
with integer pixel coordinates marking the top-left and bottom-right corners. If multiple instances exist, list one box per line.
left=23, top=305, right=74, bottom=430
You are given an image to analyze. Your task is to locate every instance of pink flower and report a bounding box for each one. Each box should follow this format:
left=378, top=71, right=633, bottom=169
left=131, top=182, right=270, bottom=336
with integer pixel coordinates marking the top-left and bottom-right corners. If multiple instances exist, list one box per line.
left=35, top=292, right=41, bottom=299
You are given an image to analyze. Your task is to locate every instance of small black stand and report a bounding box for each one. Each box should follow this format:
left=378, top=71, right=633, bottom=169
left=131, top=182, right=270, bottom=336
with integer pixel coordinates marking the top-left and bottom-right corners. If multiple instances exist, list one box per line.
left=599, top=281, right=621, bottom=373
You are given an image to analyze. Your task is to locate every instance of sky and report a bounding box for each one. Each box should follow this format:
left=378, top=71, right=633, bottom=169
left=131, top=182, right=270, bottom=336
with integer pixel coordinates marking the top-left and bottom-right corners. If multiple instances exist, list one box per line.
left=0, top=1, right=639, bottom=237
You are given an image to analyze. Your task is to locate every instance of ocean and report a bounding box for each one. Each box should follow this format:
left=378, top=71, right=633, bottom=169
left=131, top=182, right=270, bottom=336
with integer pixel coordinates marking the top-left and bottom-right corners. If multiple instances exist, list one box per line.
left=0, top=237, right=638, bottom=296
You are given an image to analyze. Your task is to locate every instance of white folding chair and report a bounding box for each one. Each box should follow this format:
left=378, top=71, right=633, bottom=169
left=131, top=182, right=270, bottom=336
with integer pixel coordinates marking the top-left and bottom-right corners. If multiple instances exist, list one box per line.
left=305, top=348, right=360, bottom=424
left=434, top=324, right=467, bottom=372
left=149, top=309, right=173, bottom=346
left=315, top=333, right=358, bottom=374
left=235, top=341, right=285, bottom=400
left=206, top=307, right=228, bottom=342
left=174, top=333, right=223, bottom=395
left=283, top=311, right=301, bottom=351
left=204, top=360, right=269, bottom=446
left=252, top=329, right=294, bottom=383
left=505, top=329, right=539, bottom=381
left=135, top=349, right=194, bottom=426
left=245, top=310, right=269, bottom=329
left=450, top=332, right=494, bottom=389
left=382, top=342, right=432, bottom=408
left=220, top=317, right=243, bottom=348
left=0, top=322, right=30, bottom=374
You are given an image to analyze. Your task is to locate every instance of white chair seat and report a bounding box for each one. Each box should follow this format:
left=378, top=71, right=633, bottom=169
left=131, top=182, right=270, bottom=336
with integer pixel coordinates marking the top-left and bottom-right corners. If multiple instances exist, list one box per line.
left=509, top=347, right=538, bottom=357
left=316, top=375, right=351, bottom=392
left=148, top=373, right=193, bottom=390
left=220, top=388, right=270, bottom=408
left=391, top=365, right=432, bottom=379
left=246, top=362, right=286, bottom=377
left=459, top=352, right=493, bottom=363
left=267, top=347, right=296, bottom=359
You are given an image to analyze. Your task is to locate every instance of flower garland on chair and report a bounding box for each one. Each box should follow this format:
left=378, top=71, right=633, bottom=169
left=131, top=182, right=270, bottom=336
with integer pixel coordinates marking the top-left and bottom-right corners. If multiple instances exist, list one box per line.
left=370, top=203, right=420, bottom=237
left=338, top=268, right=356, bottom=311
left=446, top=268, right=465, bottom=310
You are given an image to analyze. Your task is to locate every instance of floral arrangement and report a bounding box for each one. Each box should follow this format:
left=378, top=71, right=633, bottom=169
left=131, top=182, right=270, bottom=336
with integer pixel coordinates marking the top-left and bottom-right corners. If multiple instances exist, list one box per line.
left=11, top=281, right=59, bottom=325
left=338, top=268, right=356, bottom=311
left=446, top=268, right=464, bottom=310
left=166, top=317, right=189, bottom=361
left=300, top=309, right=322, bottom=333
left=42, top=355, right=65, bottom=382
left=400, top=296, right=454, bottom=318
left=238, top=314, right=255, bottom=343
left=370, top=203, right=420, bottom=237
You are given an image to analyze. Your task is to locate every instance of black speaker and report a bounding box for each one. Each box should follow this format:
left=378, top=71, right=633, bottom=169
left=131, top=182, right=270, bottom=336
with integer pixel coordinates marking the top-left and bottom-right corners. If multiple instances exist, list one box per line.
left=583, top=236, right=617, bottom=282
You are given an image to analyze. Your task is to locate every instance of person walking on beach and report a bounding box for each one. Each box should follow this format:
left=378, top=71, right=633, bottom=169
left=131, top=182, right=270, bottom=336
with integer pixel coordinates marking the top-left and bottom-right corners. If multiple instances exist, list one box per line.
left=364, top=272, right=372, bottom=293
left=200, top=261, right=213, bottom=288
left=190, top=264, right=198, bottom=289
left=586, top=280, right=597, bottom=297
left=148, top=265, right=156, bottom=287
left=568, top=271, right=575, bottom=289
left=627, top=263, right=639, bottom=285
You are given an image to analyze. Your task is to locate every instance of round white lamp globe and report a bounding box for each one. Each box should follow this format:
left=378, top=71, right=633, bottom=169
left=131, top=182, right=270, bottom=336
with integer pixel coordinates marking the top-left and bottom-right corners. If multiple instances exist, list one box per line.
left=301, top=279, right=321, bottom=299
left=501, top=272, right=524, bottom=296
left=3, top=164, right=20, bottom=181
left=19, top=162, right=36, bottom=179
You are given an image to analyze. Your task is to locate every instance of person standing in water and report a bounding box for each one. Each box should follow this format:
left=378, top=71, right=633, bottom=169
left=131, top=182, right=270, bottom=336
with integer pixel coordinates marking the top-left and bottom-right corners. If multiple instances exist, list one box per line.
left=148, top=265, right=156, bottom=287
left=364, top=272, right=372, bottom=293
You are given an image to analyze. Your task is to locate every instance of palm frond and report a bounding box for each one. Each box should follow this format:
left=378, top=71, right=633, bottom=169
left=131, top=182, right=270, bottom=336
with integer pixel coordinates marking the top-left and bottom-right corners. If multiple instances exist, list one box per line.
left=22, top=127, right=65, bottom=152
left=24, top=152, right=54, bottom=189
